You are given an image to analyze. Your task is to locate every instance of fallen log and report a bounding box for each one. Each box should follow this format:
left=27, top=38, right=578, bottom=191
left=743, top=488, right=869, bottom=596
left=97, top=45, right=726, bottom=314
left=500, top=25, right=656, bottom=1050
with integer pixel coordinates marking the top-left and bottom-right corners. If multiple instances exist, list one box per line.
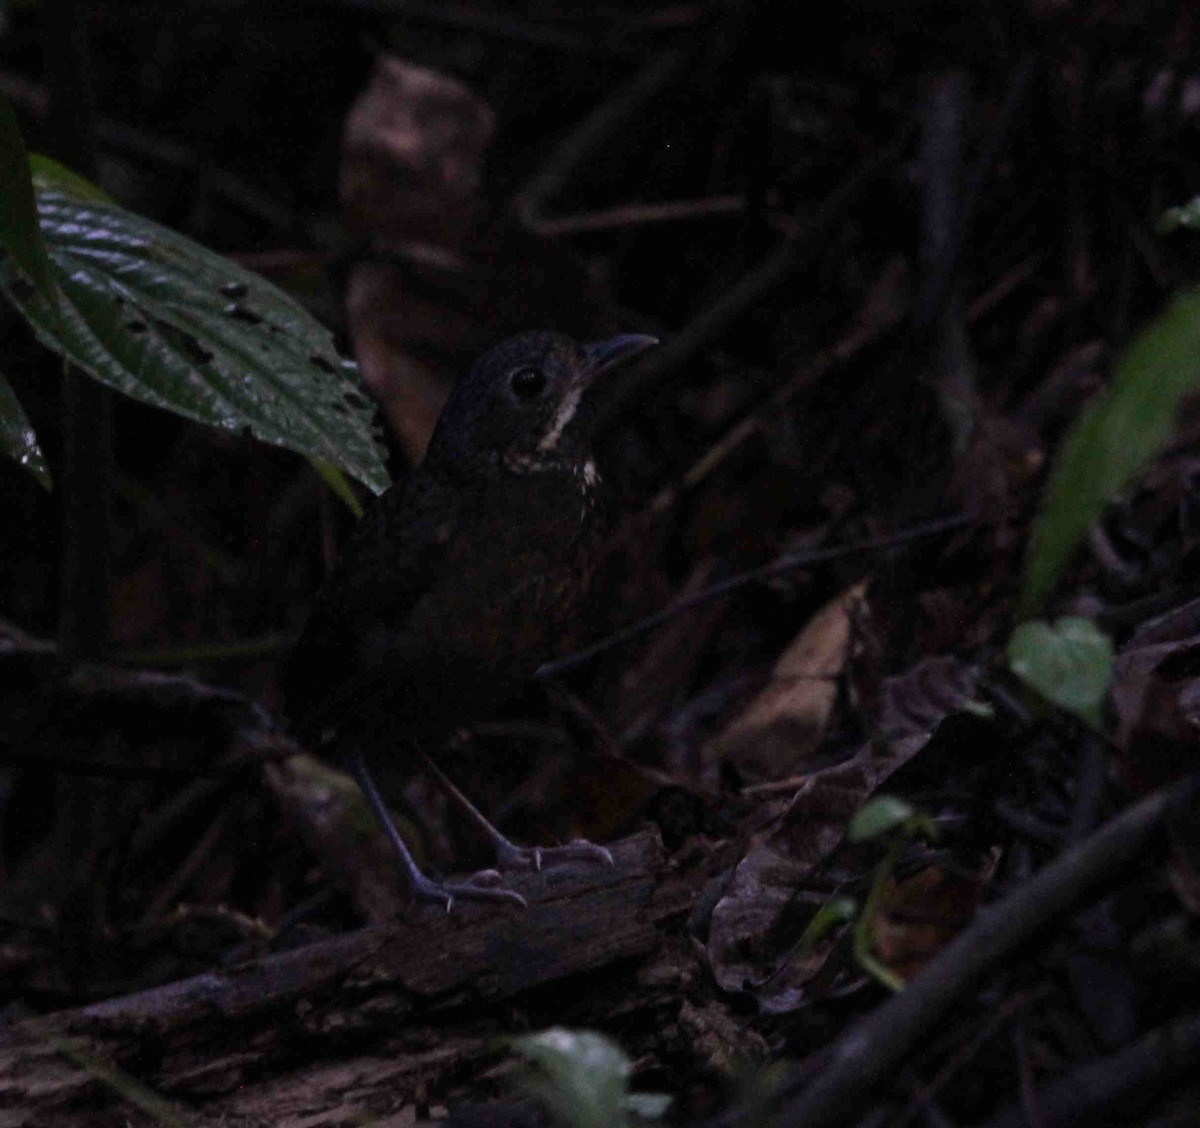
left=0, top=829, right=697, bottom=1126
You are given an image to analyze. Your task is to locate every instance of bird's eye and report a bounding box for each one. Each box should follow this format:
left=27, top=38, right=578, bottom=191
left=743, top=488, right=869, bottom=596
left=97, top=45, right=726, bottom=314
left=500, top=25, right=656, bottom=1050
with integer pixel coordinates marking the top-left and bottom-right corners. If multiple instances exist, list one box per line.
left=509, top=366, right=546, bottom=400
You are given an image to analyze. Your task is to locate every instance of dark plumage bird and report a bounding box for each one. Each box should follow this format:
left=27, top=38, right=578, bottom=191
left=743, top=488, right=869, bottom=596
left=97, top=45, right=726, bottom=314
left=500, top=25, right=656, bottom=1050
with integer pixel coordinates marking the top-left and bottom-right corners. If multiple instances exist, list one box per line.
left=286, top=330, right=657, bottom=908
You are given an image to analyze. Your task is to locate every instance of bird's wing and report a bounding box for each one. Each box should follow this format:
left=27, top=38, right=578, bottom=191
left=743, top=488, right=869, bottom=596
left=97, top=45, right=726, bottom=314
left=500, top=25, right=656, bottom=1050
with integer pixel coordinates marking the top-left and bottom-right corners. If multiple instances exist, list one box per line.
left=284, top=472, right=462, bottom=734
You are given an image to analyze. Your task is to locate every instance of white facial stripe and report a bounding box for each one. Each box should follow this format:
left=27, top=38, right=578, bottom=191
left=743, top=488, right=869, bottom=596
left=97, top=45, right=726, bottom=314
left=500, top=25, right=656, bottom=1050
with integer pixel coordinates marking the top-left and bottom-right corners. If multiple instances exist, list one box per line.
left=537, top=380, right=584, bottom=452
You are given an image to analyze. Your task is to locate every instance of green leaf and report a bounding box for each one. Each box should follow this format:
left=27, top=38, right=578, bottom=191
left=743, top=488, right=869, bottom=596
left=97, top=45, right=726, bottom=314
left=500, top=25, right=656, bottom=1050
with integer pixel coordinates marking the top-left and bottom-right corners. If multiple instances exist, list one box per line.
left=849, top=796, right=915, bottom=843
left=623, top=1093, right=672, bottom=1120
left=309, top=456, right=364, bottom=518
left=0, top=181, right=389, bottom=495
left=798, top=895, right=857, bottom=951
left=0, top=370, right=51, bottom=489
left=0, top=95, right=56, bottom=305
left=29, top=153, right=113, bottom=203
left=1157, top=196, right=1200, bottom=234
left=1007, top=616, right=1114, bottom=727
left=510, top=1028, right=633, bottom=1128
left=1021, top=288, right=1200, bottom=614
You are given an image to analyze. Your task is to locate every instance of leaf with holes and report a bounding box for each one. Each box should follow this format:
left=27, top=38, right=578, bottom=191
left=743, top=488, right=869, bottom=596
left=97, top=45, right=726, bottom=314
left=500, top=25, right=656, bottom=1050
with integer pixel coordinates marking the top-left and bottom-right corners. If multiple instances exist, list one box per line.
left=0, top=174, right=389, bottom=494
left=0, top=370, right=50, bottom=490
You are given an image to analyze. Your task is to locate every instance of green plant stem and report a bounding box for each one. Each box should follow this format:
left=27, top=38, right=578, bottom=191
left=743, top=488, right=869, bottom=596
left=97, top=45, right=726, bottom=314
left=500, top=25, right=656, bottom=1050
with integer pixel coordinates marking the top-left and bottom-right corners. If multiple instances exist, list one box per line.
left=853, top=842, right=906, bottom=993
left=58, top=366, right=112, bottom=657
left=114, top=633, right=290, bottom=667
left=42, top=0, right=111, bottom=660
left=41, top=0, right=112, bottom=946
left=763, top=779, right=1180, bottom=1128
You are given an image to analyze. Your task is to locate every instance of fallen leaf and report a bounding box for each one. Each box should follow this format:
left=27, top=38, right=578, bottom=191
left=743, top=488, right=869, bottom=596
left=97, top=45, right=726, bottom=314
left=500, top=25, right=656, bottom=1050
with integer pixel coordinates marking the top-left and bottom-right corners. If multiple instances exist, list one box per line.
left=340, top=57, right=494, bottom=248
left=340, top=57, right=495, bottom=461
left=1111, top=598, right=1200, bottom=793
left=710, top=582, right=866, bottom=782
left=869, top=855, right=995, bottom=983
left=705, top=654, right=981, bottom=1007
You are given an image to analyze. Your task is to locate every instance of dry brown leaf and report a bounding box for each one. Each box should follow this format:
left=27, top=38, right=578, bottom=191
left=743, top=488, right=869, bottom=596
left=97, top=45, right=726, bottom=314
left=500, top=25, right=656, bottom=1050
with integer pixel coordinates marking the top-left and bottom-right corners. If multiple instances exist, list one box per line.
left=344, top=262, right=473, bottom=462
left=710, top=581, right=867, bottom=782
left=877, top=654, right=981, bottom=739
left=675, top=999, right=770, bottom=1071
left=706, top=653, right=980, bottom=1007
left=1111, top=598, right=1200, bottom=794
left=339, top=57, right=495, bottom=461
left=870, top=853, right=996, bottom=982
left=340, top=57, right=494, bottom=247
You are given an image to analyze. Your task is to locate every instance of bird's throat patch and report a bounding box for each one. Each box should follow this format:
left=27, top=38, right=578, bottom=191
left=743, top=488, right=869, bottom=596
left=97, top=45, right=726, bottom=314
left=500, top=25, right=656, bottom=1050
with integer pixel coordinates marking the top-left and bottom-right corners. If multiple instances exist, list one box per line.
left=537, top=381, right=585, bottom=452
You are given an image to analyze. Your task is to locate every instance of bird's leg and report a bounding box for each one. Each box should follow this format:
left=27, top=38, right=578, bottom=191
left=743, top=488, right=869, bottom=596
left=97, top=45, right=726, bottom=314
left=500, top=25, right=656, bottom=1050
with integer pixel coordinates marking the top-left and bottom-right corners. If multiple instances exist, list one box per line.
left=418, top=750, right=614, bottom=872
left=350, top=753, right=526, bottom=911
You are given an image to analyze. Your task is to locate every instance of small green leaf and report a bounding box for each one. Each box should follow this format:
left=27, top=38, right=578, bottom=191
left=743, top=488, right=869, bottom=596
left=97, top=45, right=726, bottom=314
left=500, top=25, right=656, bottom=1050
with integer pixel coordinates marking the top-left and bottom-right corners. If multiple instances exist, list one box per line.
left=849, top=796, right=915, bottom=843
left=309, top=456, right=364, bottom=518
left=0, top=95, right=56, bottom=305
left=1022, top=288, right=1200, bottom=614
left=29, top=153, right=113, bottom=203
left=0, top=179, right=389, bottom=495
left=1157, top=196, right=1200, bottom=234
left=1007, top=616, right=1114, bottom=727
left=0, top=371, right=51, bottom=489
left=510, top=1028, right=633, bottom=1128
left=623, top=1093, right=672, bottom=1120
left=798, top=895, right=857, bottom=951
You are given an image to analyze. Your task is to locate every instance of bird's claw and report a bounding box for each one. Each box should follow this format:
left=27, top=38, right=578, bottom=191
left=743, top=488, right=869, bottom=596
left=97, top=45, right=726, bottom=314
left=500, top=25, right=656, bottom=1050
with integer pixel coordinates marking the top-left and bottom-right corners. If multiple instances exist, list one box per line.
left=494, top=837, right=614, bottom=873
left=409, top=871, right=527, bottom=912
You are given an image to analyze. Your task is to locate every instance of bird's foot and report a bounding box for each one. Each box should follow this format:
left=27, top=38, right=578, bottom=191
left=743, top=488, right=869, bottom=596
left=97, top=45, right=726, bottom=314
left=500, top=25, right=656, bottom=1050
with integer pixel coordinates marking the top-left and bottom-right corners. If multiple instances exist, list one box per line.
left=409, top=868, right=527, bottom=913
left=493, top=837, right=614, bottom=873
left=415, top=753, right=615, bottom=876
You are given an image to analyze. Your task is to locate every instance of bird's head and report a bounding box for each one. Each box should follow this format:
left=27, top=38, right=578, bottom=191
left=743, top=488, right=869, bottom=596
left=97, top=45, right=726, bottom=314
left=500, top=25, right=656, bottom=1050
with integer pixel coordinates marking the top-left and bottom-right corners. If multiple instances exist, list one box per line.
left=423, top=330, right=657, bottom=476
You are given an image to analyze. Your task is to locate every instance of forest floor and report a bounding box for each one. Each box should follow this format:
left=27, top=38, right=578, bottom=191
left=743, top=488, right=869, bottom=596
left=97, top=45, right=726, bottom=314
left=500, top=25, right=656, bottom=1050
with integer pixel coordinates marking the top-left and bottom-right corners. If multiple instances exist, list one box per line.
left=2, top=3, right=1200, bottom=1126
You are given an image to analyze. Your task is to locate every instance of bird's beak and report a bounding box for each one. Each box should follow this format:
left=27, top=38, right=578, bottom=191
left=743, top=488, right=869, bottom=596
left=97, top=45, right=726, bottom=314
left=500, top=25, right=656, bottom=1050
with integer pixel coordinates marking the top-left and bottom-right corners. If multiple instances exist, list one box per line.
left=581, top=334, right=659, bottom=383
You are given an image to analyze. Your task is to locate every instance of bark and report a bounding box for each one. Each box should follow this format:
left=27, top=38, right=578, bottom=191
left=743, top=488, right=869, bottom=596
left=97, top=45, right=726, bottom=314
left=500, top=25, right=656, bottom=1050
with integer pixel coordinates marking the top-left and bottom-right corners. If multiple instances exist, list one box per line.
left=0, top=829, right=704, bottom=1127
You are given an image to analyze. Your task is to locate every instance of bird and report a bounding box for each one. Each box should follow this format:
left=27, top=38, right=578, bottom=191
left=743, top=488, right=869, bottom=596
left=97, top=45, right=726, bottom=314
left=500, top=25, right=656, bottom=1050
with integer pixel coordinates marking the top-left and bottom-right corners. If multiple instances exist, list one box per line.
left=285, top=329, right=658, bottom=909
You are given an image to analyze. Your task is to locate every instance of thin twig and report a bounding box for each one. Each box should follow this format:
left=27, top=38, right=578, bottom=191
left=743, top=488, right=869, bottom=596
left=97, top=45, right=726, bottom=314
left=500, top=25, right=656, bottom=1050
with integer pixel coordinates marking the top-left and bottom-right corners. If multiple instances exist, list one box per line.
left=0, top=72, right=298, bottom=233
left=344, top=0, right=642, bottom=58
left=915, top=55, right=1035, bottom=332
left=511, top=47, right=689, bottom=231
left=141, top=807, right=233, bottom=923
left=0, top=725, right=298, bottom=781
left=532, top=194, right=745, bottom=237
left=595, top=128, right=913, bottom=430
left=981, top=1008, right=1200, bottom=1128
left=644, top=271, right=907, bottom=518
left=751, top=776, right=1188, bottom=1128
left=536, top=514, right=970, bottom=678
